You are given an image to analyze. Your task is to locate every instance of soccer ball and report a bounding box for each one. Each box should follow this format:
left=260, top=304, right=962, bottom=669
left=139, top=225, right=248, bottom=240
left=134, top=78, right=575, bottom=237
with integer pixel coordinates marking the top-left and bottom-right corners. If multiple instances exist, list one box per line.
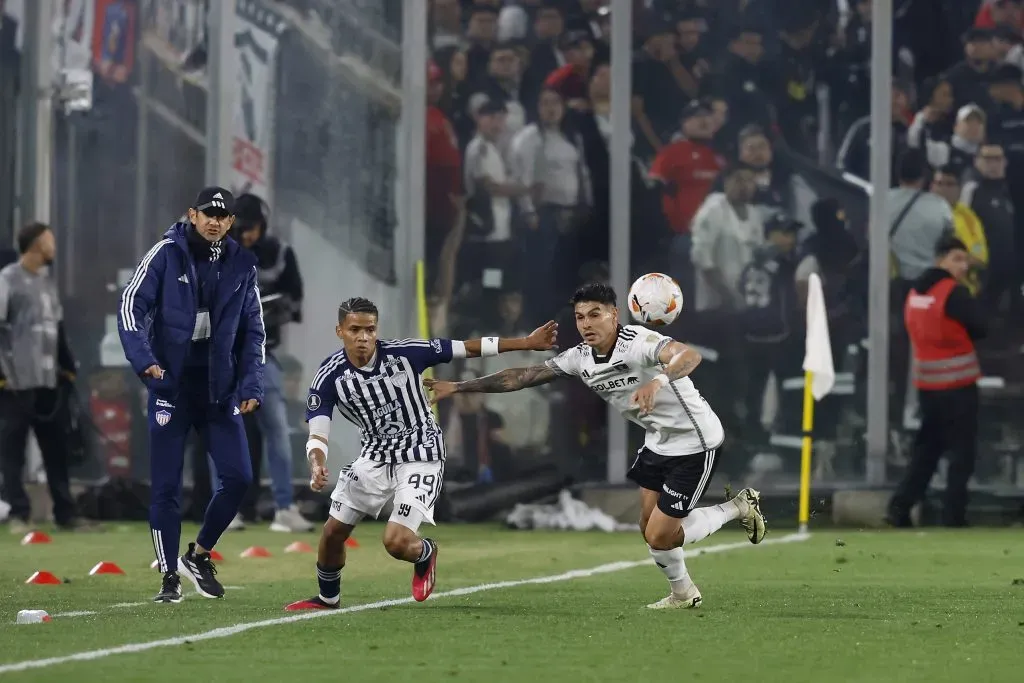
left=627, top=273, right=683, bottom=326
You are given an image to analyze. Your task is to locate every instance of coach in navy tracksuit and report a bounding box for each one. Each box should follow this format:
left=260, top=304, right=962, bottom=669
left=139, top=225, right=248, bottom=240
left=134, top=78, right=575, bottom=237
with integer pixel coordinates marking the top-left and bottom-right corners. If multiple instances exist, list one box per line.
left=119, top=187, right=266, bottom=604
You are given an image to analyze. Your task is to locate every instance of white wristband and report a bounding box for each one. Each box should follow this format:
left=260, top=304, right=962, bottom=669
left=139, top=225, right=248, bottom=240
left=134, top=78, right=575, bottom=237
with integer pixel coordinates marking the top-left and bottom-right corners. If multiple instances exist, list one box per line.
left=306, top=439, right=327, bottom=463
left=653, top=373, right=670, bottom=387
left=481, top=336, right=500, bottom=357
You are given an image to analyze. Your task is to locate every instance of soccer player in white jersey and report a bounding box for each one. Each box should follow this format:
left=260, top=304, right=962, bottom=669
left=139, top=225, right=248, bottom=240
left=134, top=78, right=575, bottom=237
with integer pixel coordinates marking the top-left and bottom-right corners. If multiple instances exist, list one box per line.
left=285, top=297, right=557, bottom=610
left=426, top=283, right=767, bottom=609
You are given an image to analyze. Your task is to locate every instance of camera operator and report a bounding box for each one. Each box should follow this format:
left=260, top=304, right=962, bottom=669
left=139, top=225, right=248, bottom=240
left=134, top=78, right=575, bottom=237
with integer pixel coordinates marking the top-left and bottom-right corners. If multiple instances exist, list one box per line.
left=0, top=223, right=90, bottom=532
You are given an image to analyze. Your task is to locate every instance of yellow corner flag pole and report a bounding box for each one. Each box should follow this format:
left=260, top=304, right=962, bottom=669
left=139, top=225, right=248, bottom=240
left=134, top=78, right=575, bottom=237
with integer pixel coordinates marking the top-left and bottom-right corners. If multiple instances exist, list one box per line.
left=799, top=273, right=836, bottom=535
left=798, top=371, right=815, bottom=534
left=414, top=260, right=439, bottom=418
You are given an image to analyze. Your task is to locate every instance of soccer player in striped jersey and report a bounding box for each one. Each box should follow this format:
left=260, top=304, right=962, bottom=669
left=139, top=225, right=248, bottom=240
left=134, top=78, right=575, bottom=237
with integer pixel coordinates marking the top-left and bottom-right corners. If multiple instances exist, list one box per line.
left=426, top=283, right=767, bottom=610
left=285, top=297, right=557, bottom=610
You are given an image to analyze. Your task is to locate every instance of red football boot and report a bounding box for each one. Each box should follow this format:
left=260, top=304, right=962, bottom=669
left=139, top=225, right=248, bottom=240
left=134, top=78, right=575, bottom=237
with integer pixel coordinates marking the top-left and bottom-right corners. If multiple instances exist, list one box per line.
left=284, top=596, right=339, bottom=611
left=411, top=538, right=438, bottom=602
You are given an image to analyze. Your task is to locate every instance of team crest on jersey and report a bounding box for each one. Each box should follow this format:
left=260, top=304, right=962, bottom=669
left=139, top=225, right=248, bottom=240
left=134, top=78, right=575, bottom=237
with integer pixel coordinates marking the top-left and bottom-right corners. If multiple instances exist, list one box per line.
left=307, top=394, right=321, bottom=411
left=390, top=371, right=408, bottom=387
left=155, top=410, right=171, bottom=427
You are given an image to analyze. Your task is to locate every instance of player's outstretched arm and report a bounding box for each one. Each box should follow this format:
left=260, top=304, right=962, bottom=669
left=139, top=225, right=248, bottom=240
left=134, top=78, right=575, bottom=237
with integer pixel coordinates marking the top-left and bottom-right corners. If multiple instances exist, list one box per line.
left=631, top=339, right=702, bottom=415
left=424, top=364, right=560, bottom=404
left=462, top=321, right=558, bottom=358
left=306, top=416, right=331, bottom=492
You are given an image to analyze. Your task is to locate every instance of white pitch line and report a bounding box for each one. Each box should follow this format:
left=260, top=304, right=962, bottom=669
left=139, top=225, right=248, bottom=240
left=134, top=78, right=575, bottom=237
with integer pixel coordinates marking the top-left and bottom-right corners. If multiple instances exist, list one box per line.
left=48, top=611, right=97, bottom=618
left=53, top=588, right=247, bottom=618
left=0, top=532, right=809, bottom=674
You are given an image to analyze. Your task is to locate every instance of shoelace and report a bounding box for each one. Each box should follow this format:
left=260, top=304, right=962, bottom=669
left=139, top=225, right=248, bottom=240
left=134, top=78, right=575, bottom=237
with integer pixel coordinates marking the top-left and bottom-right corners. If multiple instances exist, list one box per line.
left=195, top=554, right=218, bottom=577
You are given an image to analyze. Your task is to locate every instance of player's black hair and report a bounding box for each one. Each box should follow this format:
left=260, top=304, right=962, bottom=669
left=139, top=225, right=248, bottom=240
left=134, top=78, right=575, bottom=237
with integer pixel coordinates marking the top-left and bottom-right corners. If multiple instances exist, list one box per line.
left=338, top=297, right=379, bottom=323
left=897, top=149, right=927, bottom=184
left=17, top=222, right=50, bottom=255
left=570, top=282, right=617, bottom=307
left=935, top=235, right=968, bottom=259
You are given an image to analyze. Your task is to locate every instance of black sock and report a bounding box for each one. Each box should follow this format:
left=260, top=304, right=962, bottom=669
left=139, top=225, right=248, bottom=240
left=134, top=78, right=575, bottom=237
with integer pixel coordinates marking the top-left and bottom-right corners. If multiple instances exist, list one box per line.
left=316, top=562, right=342, bottom=604
left=416, top=539, right=433, bottom=564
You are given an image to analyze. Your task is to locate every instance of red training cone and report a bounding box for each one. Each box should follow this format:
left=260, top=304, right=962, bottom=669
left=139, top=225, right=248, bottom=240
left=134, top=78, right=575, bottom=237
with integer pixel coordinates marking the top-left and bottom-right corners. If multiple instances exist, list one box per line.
left=284, top=541, right=313, bottom=554
left=25, top=571, right=62, bottom=585
left=240, top=546, right=271, bottom=558
left=89, top=561, right=125, bottom=576
left=345, top=537, right=359, bottom=548
left=20, top=531, right=52, bottom=546
left=210, top=550, right=224, bottom=561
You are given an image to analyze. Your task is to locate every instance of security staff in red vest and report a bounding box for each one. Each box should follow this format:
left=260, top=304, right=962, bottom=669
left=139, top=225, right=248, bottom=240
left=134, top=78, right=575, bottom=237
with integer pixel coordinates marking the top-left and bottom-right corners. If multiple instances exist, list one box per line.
left=888, top=236, right=986, bottom=528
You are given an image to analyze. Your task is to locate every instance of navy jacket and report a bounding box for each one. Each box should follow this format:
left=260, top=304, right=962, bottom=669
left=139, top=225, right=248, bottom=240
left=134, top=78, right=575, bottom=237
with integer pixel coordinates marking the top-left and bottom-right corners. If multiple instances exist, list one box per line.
left=118, top=223, right=266, bottom=406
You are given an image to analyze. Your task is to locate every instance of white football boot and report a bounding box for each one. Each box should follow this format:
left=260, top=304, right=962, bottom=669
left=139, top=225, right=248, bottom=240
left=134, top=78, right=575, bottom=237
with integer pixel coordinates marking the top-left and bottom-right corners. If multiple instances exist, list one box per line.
left=733, top=487, right=767, bottom=544
left=646, top=584, right=703, bottom=610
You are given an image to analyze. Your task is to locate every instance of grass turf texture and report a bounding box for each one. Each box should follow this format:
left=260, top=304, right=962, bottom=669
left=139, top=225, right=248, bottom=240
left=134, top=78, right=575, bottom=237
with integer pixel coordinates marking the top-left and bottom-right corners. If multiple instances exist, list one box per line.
left=1, top=524, right=1022, bottom=682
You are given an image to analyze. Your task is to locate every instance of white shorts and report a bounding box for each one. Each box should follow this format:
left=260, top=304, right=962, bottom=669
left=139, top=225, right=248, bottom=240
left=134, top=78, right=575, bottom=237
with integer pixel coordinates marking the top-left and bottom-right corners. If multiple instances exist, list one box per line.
left=329, top=457, right=444, bottom=531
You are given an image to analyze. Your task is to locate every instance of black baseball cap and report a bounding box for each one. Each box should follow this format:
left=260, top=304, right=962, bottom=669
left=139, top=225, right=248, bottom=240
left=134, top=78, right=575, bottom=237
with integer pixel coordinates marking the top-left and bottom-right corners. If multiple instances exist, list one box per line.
left=193, top=187, right=235, bottom=218
left=681, top=100, right=712, bottom=121
left=764, top=212, right=802, bottom=235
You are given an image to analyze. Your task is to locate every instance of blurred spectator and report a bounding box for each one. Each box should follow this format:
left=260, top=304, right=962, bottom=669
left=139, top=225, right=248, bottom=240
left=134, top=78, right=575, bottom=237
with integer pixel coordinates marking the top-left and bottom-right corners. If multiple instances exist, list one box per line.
left=773, top=10, right=829, bottom=156
left=961, top=143, right=1016, bottom=312
left=498, top=0, right=542, bottom=43
left=691, top=165, right=764, bottom=314
left=675, top=9, right=712, bottom=98
left=710, top=23, right=775, bottom=152
left=465, top=5, right=500, bottom=85
left=735, top=125, right=795, bottom=222
left=933, top=104, right=987, bottom=179
left=837, top=80, right=913, bottom=182
left=975, top=0, right=1024, bottom=32
left=985, top=64, right=1024, bottom=279
left=930, top=167, right=988, bottom=297
left=469, top=41, right=527, bottom=154
left=510, top=87, right=591, bottom=318
left=433, top=46, right=474, bottom=147
left=889, top=150, right=955, bottom=285
left=649, top=101, right=724, bottom=303
left=431, top=0, right=466, bottom=50
left=544, top=30, right=594, bottom=110
left=738, top=213, right=802, bottom=446
left=427, top=60, right=464, bottom=275
left=945, top=28, right=997, bottom=111
left=463, top=99, right=527, bottom=287
left=444, top=370, right=510, bottom=483
left=907, top=77, right=956, bottom=166
left=631, top=19, right=690, bottom=157
left=521, top=1, right=567, bottom=113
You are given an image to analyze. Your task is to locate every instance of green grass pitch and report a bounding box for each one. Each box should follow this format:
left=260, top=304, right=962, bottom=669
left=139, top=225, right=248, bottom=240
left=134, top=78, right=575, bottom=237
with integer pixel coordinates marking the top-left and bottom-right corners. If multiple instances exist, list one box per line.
left=1, top=523, right=1022, bottom=682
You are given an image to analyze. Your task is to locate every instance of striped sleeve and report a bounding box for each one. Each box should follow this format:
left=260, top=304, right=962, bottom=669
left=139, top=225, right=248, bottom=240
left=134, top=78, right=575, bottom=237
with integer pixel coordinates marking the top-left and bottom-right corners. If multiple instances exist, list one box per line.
left=117, top=239, right=172, bottom=374
left=306, top=352, right=343, bottom=421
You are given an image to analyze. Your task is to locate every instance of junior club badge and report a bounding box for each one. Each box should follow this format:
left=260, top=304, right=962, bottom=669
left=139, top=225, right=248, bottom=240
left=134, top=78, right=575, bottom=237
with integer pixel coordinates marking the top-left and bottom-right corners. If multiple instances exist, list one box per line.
left=155, top=410, right=172, bottom=427
left=390, top=371, right=408, bottom=387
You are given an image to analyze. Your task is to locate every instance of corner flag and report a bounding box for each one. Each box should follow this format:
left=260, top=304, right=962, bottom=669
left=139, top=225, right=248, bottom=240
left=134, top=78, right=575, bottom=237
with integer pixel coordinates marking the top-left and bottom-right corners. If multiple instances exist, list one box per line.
left=798, top=273, right=835, bottom=532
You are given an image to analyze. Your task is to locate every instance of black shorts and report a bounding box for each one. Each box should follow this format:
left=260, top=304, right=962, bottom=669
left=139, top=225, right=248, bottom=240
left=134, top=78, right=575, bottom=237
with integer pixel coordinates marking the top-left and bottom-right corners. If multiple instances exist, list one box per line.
left=627, top=445, right=722, bottom=519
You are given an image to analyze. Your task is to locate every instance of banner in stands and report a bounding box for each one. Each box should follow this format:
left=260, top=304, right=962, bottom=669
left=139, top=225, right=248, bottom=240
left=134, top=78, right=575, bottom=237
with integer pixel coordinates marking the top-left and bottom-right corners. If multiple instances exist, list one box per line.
left=228, top=0, right=286, bottom=202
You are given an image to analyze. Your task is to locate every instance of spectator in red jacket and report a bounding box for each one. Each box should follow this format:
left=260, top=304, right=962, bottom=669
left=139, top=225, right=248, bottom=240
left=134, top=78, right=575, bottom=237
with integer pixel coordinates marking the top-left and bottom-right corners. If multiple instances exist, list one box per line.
left=649, top=100, right=725, bottom=304
left=544, top=30, right=594, bottom=110
left=427, top=61, right=463, bottom=277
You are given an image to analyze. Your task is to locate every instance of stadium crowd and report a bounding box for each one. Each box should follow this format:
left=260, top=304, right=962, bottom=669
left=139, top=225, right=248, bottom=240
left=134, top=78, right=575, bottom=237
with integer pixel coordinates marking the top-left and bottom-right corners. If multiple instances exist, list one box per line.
left=422, top=0, right=1024, bottom=486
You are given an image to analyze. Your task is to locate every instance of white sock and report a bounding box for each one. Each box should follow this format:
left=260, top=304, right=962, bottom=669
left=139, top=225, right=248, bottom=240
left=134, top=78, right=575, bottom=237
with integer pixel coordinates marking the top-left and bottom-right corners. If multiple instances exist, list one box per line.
left=648, top=545, right=694, bottom=595
left=681, top=500, right=740, bottom=545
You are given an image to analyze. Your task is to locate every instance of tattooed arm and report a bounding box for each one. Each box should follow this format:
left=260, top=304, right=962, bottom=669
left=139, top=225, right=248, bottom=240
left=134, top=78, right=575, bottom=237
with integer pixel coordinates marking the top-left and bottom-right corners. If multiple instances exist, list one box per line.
left=657, top=340, right=702, bottom=381
left=454, top=364, right=562, bottom=394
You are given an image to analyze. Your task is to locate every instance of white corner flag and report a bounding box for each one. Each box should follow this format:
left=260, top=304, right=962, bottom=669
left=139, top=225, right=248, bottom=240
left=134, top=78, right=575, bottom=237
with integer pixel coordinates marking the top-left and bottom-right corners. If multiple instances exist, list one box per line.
left=802, top=272, right=835, bottom=400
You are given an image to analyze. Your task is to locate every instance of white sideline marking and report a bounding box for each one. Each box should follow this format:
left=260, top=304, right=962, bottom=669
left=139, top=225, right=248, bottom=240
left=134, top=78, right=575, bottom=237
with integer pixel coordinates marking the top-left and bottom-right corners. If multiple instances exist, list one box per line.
left=1, top=533, right=809, bottom=674
left=54, top=588, right=248, bottom=618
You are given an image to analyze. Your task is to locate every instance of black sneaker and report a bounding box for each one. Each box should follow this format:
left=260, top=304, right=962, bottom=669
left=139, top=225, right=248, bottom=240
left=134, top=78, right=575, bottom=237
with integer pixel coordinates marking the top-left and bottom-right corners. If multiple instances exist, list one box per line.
left=154, top=572, right=183, bottom=603
left=178, top=542, right=225, bottom=598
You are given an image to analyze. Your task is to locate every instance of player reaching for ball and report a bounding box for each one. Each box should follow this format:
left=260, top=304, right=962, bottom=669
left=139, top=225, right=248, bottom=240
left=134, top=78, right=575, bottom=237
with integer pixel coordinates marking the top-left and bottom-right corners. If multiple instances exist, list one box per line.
left=285, top=297, right=557, bottom=611
left=425, top=283, right=766, bottom=610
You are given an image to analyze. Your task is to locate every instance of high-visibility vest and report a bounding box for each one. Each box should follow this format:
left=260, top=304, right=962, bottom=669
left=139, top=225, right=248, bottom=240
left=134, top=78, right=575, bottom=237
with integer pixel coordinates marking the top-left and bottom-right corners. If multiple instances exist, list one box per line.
left=904, top=277, right=980, bottom=391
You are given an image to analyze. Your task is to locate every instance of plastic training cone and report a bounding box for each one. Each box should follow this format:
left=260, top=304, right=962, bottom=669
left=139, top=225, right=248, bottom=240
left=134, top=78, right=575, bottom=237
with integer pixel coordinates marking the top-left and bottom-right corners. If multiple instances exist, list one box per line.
left=20, top=531, right=52, bottom=545
left=284, top=541, right=313, bottom=554
left=210, top=550, right=224, bottom=561
left=89, top=561, right=125, bottom=576
left=240, top=546, right=271, bottom=558
left=345, top=537, right=359, bottom=548
left=25, top=571, right=61, bottom=585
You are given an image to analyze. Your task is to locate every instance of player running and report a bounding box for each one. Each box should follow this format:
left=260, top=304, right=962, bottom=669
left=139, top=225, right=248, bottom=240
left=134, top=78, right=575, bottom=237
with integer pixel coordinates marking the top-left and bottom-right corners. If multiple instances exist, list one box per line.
left=426, top=283, right=766, bottom=610
left=285, top=297, right=557, bottom=610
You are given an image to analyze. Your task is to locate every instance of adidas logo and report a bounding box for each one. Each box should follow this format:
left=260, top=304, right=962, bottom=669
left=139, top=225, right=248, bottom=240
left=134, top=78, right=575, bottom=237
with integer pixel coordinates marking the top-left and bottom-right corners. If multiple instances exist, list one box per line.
left=178, top=274, right=189, bottom=284
left=213, top=192, right=223, bottom=199
left=670, top=501, right=687, bottom=511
